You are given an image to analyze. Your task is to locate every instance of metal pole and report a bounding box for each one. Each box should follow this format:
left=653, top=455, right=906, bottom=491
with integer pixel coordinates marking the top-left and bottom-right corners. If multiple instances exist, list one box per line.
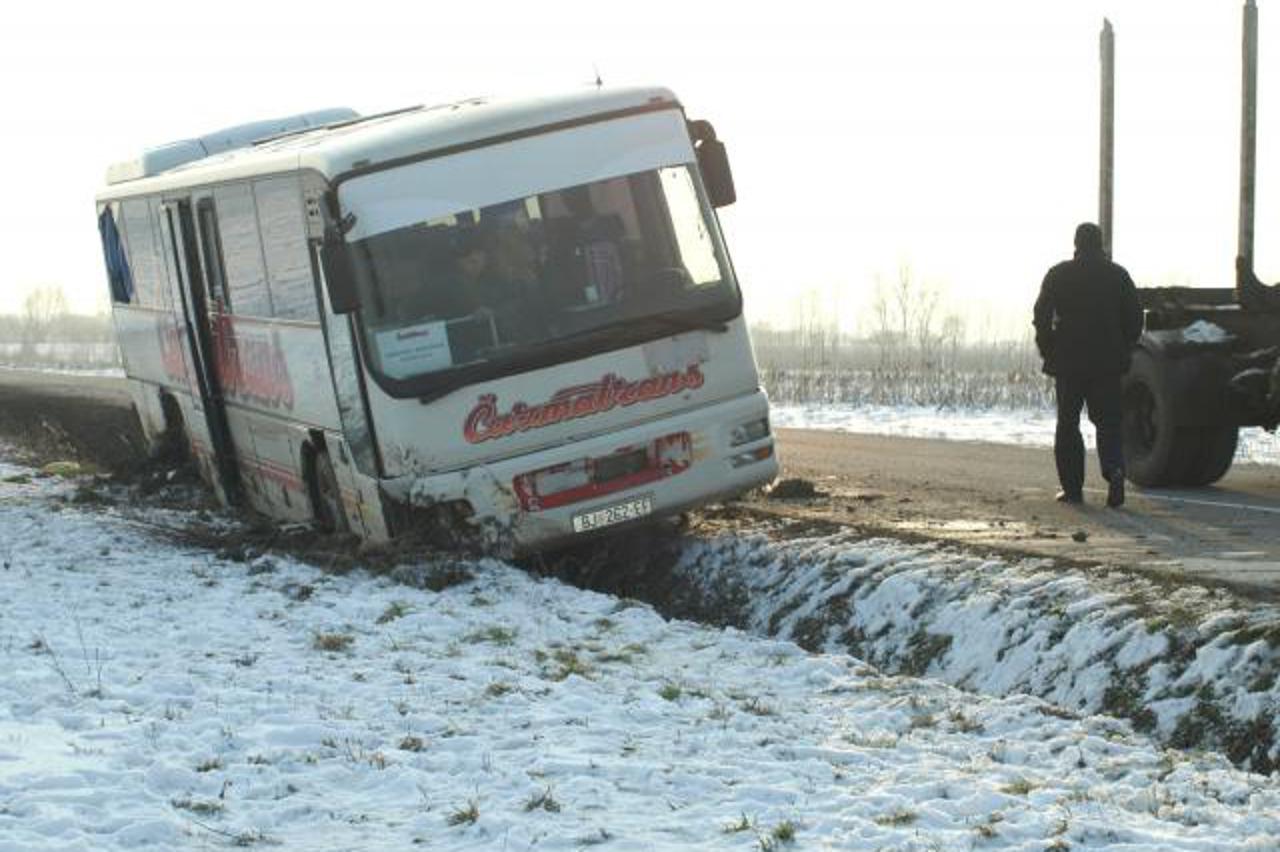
left=1238, top=0, right=1258, bottom=282
left=1099, top=19, right=1115, bottom=258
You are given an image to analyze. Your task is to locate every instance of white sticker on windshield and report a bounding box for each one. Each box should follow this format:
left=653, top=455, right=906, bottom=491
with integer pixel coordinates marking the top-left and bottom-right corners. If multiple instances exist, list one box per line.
left=377, top=321, right=453, bottom=379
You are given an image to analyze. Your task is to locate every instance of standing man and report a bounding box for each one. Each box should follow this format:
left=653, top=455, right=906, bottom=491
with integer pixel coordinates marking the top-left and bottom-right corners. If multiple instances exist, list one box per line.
left=1034, top=222, right=1143, bottom=507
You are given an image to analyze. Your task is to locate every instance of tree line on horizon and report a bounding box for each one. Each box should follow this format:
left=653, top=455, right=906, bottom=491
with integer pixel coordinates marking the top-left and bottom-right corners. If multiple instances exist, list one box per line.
left=752, top=266, right=1051, bottom=410
left=0, top=285, right=118, bottom=369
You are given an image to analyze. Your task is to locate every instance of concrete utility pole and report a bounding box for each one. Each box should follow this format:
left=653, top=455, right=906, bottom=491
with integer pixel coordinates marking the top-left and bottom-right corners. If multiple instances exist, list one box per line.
left=1099, top=18, right=1115, bottom=258
left=1238, top=0, right=1258, bottom=279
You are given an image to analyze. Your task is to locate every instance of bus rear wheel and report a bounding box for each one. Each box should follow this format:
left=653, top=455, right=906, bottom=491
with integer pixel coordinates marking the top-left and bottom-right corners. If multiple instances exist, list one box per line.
left=155, top=393, right=188, bottom=464
left=310, top=449, right=349, bottom=534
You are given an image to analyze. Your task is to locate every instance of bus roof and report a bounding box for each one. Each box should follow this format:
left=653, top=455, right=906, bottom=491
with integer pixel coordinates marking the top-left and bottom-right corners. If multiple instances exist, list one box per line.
left=96, top=85, right=680, bottom=203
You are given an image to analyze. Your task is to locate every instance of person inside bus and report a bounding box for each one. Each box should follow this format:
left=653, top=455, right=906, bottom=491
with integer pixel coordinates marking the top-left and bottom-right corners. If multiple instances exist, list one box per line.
left=392, top=229, right=471, bottom=323
left=546, top=186, right=626, bottom=311
left=451, top=232, right=490, bottom=301
left=450, top=227, right=546, bottom=348
left=488, top=200, right=541, bottom=291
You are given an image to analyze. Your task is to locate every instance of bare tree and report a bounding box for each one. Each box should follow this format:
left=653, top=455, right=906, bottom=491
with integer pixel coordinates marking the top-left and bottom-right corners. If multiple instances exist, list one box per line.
left=870, top=273, right=897, bottom=369
left=913, top=283, right=941, bottom=368
left=893, top=263, right=914, bottom=347
left=20, top=285, right=69, bottom=351
left=791, top=288, right=839, bottom=374
left=941, top=313, right=966, bottom=371
left=871, top=264, right=946, bottom=371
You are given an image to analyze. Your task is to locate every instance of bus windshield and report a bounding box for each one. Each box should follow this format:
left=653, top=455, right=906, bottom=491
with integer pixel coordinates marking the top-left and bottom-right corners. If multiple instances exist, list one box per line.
left=349, top=165, right=739, bottom=390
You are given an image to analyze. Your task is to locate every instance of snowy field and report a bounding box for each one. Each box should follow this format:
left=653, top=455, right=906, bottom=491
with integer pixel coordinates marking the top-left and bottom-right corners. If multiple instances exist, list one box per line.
left=772, top=403, right=1280, bottom=467
left=4, top=460, right=1280, bottom=849
left=0, top=343, right=121, bottom=376
left=0, top=364, right=124, bottom=379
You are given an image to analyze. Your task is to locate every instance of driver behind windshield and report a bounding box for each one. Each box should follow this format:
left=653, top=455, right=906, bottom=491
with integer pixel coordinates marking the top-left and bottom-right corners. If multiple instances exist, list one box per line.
left=545, top=186, right=627, bottom=310
left=453, top=226, right=546, bottom=346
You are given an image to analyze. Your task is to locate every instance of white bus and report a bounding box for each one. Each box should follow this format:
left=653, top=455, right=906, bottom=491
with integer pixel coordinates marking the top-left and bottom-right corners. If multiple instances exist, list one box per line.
left=96, top=86, right=777, bottom=553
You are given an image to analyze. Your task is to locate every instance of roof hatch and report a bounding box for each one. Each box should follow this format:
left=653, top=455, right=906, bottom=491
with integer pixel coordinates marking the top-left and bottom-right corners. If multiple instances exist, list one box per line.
left=104, top=107, right=359, bottom=185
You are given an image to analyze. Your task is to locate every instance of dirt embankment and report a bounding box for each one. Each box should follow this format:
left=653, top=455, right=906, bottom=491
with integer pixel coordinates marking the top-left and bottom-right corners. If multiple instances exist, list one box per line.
left=0, top=370, right=143, bottom=470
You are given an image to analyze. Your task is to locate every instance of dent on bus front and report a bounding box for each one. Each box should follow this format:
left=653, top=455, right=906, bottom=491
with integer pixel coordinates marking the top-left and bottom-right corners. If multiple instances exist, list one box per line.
left=376, top=385, right=777, bottom=555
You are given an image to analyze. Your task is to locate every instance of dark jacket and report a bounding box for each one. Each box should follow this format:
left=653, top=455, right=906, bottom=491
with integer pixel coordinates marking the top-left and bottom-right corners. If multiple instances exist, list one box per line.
left=1033, top=249, right=1143, bottom=377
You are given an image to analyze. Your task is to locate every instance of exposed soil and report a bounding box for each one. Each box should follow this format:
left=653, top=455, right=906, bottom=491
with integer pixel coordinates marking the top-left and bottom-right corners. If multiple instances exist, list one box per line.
left=0, top=369, right=144, bottom=470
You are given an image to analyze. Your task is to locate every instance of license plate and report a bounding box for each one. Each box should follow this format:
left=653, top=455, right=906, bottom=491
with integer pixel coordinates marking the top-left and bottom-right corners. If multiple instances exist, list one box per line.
left=571, top=494, right=654, bottom=533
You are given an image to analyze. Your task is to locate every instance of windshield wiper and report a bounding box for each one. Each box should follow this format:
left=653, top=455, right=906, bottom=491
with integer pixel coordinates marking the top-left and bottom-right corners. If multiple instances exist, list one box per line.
left=637, top=309, right=729, bottom=335
left=553, top=309, right=729, bottom=348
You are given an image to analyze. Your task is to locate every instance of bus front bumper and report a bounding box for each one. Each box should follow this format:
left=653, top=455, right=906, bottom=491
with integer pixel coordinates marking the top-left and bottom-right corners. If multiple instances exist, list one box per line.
left=381, top=390, right=778, bottom=554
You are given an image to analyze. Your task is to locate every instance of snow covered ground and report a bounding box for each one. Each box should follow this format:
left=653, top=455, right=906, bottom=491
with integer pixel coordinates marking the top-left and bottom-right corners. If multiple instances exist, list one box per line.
left=772, top=403, right=1280, bottom=467
left=4, top=459, right=1280, bottom=849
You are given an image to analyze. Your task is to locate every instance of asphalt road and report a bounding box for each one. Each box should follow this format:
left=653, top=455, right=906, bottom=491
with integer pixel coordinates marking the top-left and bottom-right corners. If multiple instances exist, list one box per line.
left=2, top=368, right=1278, bottom=596
left=768, top=427, right=1280, bottom=597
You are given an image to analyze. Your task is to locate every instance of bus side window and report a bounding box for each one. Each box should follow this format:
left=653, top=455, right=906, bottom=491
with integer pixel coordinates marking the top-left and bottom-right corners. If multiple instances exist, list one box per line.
left=213, top=183, right=271, bottom=317
left=120, top=198, right=166, bottom=308
left=98, top=204, right=134, bottom=304
left=254, top=176, right=318, bottom=321
left=657, top=167, right=722, bottom=287
left=196, top=198, right=230, bottom=310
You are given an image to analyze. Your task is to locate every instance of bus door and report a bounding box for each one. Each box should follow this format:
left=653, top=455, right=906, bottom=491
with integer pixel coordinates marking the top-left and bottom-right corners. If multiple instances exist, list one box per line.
left=159, top=197, right=241, bottom=505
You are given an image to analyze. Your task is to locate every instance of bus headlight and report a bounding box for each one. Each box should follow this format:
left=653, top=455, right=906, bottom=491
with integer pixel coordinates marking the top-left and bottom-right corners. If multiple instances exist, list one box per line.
left=729, top=417, right=770, bottom=447
left=730, top=444, right=774, bottom=467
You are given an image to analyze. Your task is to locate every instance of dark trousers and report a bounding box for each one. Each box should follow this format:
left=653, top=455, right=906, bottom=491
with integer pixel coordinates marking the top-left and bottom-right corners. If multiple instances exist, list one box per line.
left=1055, top=372, right=1124, bottom=494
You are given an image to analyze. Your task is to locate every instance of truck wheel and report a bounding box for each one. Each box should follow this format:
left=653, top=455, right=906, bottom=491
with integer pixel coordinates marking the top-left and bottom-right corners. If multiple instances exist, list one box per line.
left=310, top=449, right=349, bottom=534
left=1122, top=350, right=1197, bottom=486
left=1182, top=425, right=1239, bottom=486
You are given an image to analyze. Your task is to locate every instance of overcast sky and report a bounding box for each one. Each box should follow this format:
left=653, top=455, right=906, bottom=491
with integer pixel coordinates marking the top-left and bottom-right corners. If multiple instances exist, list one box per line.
left=0, top=0, right=1274, bottom=338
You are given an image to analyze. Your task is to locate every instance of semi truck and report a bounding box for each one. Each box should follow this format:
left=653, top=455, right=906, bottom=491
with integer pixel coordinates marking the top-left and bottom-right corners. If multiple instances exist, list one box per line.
left=1102, top=1, right=1280, bottom=486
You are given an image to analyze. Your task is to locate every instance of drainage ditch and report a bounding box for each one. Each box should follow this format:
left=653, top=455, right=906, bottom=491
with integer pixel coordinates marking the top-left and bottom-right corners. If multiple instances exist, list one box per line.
left=534, top=511, right=1280, bottom=776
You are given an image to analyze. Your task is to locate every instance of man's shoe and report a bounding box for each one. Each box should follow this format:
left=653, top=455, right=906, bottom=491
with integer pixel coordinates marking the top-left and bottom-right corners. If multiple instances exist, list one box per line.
left=1106, top=471, right=1126, bottom=508
left=1056, top=490, right=1083, bottom=504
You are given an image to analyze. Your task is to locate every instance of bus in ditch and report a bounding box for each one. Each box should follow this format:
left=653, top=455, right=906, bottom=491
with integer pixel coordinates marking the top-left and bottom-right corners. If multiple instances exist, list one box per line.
left=95, top=86, right=777, bottom=553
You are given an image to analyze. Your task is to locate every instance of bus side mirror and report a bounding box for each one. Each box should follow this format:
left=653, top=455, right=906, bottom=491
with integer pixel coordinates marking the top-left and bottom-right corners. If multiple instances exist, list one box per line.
left=321, top=235, right=360, bottom=314
left=688, top=119, right=736, bottom=208
left=697, top=138, right=736, bottom=208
